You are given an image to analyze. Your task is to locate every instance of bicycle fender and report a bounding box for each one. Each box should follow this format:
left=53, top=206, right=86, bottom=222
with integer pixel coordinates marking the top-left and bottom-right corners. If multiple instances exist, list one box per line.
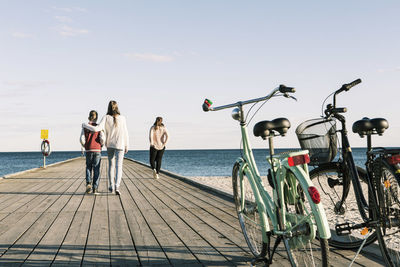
left=283, top=163, right=332, bottom=239
left=236, top=160, right=273, bottom=234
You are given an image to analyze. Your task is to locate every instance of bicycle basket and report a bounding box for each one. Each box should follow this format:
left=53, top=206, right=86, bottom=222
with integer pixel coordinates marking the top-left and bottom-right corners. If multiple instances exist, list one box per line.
left=295, top=118, right=338, bottom=165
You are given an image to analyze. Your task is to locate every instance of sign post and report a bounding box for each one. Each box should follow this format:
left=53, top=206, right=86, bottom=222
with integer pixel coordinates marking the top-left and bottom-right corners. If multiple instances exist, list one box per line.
left=40, top=130, right=51, bottom=168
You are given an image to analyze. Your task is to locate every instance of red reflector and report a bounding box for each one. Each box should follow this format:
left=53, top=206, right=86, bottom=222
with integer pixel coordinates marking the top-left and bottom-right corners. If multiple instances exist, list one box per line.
left=288, top=154, right=310, bottom=167
left=308, top=186, right=321, bottom=204
left=388, top=155, right=400, bottom=165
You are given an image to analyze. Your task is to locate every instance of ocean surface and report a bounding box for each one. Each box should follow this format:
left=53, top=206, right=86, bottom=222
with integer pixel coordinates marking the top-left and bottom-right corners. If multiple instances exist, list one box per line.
left=1, top=148, right=392, bottom=178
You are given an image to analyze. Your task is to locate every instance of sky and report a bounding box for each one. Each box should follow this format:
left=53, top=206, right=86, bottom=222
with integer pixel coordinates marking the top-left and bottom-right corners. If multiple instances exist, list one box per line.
left=0, top=1, right=399, bottom=152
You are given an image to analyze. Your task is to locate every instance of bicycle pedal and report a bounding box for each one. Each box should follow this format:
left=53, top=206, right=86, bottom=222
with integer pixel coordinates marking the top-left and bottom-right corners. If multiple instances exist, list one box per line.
left=335, top=222, right=352, bottom=236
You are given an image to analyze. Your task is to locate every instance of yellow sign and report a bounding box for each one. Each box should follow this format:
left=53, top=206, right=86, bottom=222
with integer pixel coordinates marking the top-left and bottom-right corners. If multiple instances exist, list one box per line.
left=41, top=129, right=48, bottom=139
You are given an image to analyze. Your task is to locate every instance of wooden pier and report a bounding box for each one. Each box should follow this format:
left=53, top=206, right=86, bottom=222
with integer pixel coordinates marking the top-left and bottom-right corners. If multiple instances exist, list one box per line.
left=0, top=157, right=385, bottom=266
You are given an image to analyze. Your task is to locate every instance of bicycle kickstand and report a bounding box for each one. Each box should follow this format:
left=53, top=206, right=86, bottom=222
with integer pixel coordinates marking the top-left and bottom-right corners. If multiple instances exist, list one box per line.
left=250, top=232, right=276, bottom=267
left=251, top=257, right=270, bottom=267
left=348, top=230, right=371, bottom=267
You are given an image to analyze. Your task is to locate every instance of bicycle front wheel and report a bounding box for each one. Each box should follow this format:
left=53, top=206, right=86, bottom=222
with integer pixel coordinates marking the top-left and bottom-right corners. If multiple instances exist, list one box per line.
left=282, top=170, right=329, bottom=267
left=232, top=162, right=267, bottom=258
left=309, top=163, right=377, bottom=249
left=372, top=160, right=400, bottom=267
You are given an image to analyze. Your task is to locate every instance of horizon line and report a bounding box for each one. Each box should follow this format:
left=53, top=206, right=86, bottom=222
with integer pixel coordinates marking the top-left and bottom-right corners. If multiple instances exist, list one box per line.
left=2, top=147, right=399, bottom=153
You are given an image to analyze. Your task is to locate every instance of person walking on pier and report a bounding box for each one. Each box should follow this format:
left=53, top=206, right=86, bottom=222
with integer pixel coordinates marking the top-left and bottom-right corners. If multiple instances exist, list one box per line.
left=149, top=117, right=169, bottom=179
left=82, top=101, right=129, bottom=195
left=80, top=110, right=104, bottom=194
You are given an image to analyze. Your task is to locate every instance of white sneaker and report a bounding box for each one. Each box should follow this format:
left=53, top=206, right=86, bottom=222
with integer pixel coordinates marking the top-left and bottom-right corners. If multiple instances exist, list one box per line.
left=86, top=183, right=92, bottom=194
left=156, top=173, right=159, bottom=179
left=152, top=169, right=157, bottom=179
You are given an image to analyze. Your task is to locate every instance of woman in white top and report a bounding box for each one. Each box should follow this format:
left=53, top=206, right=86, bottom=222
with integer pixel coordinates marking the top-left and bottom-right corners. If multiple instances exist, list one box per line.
left=149, top=117, right=169, bottom=179
left=82, top=100, right=129, bottom=195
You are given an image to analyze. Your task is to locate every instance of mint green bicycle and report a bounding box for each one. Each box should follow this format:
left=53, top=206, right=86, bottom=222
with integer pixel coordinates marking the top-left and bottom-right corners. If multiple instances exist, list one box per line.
left=203, top=85, right=331, bottom=266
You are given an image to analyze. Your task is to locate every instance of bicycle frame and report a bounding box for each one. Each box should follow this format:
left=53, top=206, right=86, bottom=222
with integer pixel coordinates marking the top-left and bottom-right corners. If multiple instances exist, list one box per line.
left=323, top=82, right=394, bottom=234
left=235, top=119, right=331, bottom=241
left=333, top=113, right=370, bottom=221
left=204, top=85, right=333, bottom=266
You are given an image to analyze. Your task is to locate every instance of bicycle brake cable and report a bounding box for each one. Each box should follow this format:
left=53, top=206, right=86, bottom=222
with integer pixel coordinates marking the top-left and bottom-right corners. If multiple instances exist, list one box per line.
left=244, top=101, right=259, bottom=123
left=246, top=95, right=281, bottom=125
left=321, top=91, right=335, bottom=117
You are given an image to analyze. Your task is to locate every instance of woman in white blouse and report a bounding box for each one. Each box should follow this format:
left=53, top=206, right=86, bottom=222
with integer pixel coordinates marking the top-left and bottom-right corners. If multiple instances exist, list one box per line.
left=149, top=117, right=169, bottom=179
left=82, top=100, right=129, bottom=195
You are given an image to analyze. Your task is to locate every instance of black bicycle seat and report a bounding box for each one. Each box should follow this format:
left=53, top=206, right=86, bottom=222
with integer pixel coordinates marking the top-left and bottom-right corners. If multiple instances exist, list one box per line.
left=253, top=118, right=291, bottom=139
left=352, top=117, right=389, bottom=137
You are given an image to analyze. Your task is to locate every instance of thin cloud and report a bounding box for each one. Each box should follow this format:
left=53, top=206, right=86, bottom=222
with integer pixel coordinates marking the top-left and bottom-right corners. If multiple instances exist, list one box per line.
left=54, top=16, right=73, bottom=23
left=378, top=67, right=400, bottom=73
left=3, top=80, right=54, bottom=88
left=172, top=51, right=182, bottom=57
left=0, top=80, right=55, bottom=97
left=55, top=25, right=89, bottom=37
left=11, top=32, right=34, bottom=39
left=123, top=53, right=174, bottom=62
left=52, top=6, right=87, bottom=12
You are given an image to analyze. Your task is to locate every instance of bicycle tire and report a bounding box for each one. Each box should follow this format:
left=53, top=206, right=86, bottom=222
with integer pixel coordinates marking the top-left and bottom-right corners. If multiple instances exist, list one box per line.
left=309, top=162, right=377, bottom=249
left=232, top=162, right=267, bottom=258
left=281, top=169, right=330, bottom=266
left=372, top=159, right=400, bottom=267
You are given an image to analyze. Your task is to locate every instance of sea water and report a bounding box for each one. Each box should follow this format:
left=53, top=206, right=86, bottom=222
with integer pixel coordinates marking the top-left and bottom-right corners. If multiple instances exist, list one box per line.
left=0, top=148, right=380, bottom=177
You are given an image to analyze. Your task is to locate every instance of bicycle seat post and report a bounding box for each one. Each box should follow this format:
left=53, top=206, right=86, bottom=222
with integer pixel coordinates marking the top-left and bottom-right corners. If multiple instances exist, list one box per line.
left=367, top=134, right=372, bottom=152
left=268, top=134, right=275, bottom=156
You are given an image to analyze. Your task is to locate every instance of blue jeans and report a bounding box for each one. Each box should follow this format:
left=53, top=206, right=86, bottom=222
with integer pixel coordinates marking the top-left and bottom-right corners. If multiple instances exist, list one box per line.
left=85, top=152, right=101, bottom=189
left=107, top=148, right=124, bottom=191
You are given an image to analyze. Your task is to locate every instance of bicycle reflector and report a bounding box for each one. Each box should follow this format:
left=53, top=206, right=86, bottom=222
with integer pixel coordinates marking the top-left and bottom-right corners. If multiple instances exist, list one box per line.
left=288, top=154, right=310, bottom=167
left=388, top=155, right=400, bottom=165
left=308, top=186, right=321, bottom=204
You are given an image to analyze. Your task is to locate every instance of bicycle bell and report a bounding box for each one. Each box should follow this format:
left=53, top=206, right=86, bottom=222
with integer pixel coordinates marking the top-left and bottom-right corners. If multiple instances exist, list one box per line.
left=231, top=107, right=242, bottom=121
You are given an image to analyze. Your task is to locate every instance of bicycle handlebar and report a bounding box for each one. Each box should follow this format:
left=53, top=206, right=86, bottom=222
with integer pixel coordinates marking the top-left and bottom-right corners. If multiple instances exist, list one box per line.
left=327, top=78, right=362, bottom=115
left=336, top=78, right=362, bottom=95
left=202, top=84, right=295, bottom=112
left=279, top=84, right=296, bottom=93
left=331, top=107, right=347, bottom=114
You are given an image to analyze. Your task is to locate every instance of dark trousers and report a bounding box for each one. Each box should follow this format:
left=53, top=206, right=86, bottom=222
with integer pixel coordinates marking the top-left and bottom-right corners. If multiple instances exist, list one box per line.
left=85, top=152, right=101, bottom=189
left=150, top=146, right=165, bottom=173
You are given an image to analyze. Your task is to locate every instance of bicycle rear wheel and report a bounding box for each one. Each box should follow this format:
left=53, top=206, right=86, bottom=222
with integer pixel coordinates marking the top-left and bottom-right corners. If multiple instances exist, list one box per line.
left=372, top=160, right=400, bottom=267
left=282, top=170, right=330, bottom=267
left=309, top=163, right=377, bottom=249
left=232, top=162, right=267, bottom=258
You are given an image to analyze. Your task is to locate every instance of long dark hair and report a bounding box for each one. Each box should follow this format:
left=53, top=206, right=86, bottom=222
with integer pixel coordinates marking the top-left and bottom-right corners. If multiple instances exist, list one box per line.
left=107, top=100, right=120, bottom=125
left=153, top=117, right=164, bottom=130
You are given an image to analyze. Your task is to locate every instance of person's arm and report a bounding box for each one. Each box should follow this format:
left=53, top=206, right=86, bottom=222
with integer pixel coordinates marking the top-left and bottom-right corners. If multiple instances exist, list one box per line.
left=80, top=128, right=86, bottom=147
left=82, top=115, right=106, bottom=132
left=123, top=117, right=129, bottom=153
left=163, top=127, right=169, bottom=146
left=149, top=126, right=154, bottom=147
left=99, top=130, right=105, bottom=146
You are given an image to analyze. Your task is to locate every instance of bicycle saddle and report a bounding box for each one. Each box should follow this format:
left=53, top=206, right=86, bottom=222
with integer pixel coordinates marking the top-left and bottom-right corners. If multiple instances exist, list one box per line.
left=352, top=117, right=389, bottom=137
left=253, top=118, right=291, bottom=139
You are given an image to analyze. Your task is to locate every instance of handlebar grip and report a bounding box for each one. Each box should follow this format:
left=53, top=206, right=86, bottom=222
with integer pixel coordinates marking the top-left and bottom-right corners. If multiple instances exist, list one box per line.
left=202, top=99, right=213, bottom=112
left=343, top=78, right=362, bottom=91
left=331, top=107, right=347, bottom=113
left=279, top=84, right=296, bottom=93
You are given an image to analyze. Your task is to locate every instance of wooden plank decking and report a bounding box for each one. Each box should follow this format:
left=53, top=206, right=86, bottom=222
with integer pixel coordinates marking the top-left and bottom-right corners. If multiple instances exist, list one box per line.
left=0, top=157, right=386, bottom=266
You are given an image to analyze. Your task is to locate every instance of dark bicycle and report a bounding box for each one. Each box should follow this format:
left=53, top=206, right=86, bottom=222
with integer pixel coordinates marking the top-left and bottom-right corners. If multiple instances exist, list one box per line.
left=295, top=79, right=400, bottom=266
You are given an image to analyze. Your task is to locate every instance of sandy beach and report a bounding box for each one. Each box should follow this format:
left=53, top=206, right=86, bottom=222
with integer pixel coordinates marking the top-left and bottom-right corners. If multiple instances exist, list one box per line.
left=186, top=175, right=399, bottom=251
